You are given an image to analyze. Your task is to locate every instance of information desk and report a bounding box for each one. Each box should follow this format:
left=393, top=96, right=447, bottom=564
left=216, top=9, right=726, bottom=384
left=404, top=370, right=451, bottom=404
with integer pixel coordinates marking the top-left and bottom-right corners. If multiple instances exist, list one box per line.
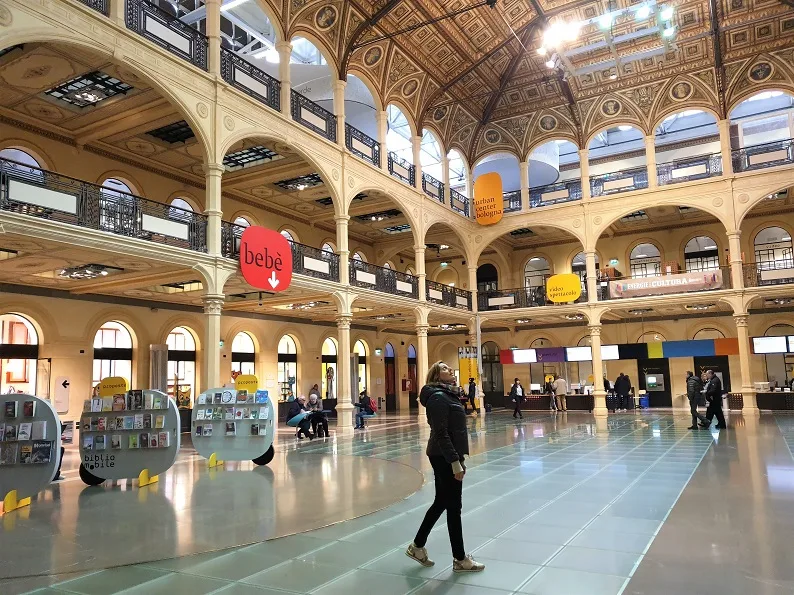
left=503, top=395, right=595, bottom=412
left=755, top=392, right=794, bottom=410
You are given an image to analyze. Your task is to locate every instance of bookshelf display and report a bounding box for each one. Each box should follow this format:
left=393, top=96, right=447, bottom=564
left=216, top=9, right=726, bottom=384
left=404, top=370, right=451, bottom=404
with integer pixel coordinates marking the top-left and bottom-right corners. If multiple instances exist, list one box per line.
left=191, top=387, right=275, bottom=466
left=1, top=394, right=62, bottom=512
left=78, top=389, right=180, bottom=486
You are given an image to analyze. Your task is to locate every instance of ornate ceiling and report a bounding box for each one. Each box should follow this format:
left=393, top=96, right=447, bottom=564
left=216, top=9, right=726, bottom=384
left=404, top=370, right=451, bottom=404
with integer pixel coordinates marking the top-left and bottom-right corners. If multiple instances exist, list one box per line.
left=261, top=0, right=794, bottom=163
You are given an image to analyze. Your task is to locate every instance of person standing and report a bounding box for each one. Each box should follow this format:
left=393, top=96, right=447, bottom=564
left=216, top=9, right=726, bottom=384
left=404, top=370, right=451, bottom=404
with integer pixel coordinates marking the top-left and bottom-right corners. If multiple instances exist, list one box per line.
left=509, top=378, right=525, bottom=418
left=467, top=378, right=477, bottom=413
left=552, top=374, right=568, bottom=411
left=686, top=371, right=709, bottom=430
left=308, top=384, right=321, bottom=399
left=406, top=361, right=485, bottom=573
left=703, top=370, right=727, bottom=429
left=614, top=373, right=630, bottom=412
left=545, top=378, right=557, bottom=412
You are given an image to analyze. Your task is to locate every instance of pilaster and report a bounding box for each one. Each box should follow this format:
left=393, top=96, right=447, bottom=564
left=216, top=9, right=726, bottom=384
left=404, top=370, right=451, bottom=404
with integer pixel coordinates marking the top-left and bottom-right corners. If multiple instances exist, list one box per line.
left=519, top=161, right=529, bottom=210
left=332, top=79, right=346, bottom=148
left=376, top=109, right=389, bottom=172
left=727, top=231, right=744, bottom=290
left=205, top=0, right=221, bottom=76
left=203, top=163, right=224, bottom=256
left=202, top=295, right=224, bottom=391
left=336, top=314, right=355, bottom=430
left=718, top=119, right=733, bottom=176
left=414, top=245, right=426, bottom=301
left=335, top=215, right=350, bottom=285
left=645, top=135, right=658, bottom=189
left=276, top=41, right=292, bottom=117
left=579, top=149, right=591, bottom=200
left=412, top=135, right=423, bottom=189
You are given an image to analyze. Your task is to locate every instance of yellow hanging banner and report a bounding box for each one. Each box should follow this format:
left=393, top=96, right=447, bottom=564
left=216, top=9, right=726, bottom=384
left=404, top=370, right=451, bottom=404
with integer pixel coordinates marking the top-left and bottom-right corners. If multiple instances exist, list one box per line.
left=234, top=374, right=259, bottom=394
left=546, top=273, right=582, bottom=303
left=473, top=172, right=503, bottom=225
left=97, top=376, right=129, bottom=397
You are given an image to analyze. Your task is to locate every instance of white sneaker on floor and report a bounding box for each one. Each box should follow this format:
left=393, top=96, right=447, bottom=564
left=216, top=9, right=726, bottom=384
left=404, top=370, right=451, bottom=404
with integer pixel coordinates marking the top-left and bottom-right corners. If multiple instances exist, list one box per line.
left=453, top=554, right=485, bottom=573
left=406, top=543, right=434, bottom=567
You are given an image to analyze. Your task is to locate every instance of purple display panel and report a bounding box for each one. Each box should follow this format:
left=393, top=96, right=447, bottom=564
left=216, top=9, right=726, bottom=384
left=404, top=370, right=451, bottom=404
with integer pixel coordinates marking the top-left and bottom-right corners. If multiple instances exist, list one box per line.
left=536, top=347, right=566, bottom=362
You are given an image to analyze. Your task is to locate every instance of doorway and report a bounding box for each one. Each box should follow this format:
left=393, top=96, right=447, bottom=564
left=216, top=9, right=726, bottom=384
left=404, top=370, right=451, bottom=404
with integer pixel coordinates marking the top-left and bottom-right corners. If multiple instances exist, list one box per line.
left=408, top=344, right=418, bottom=410
left=637, top=358, right=672, bottom=406
left=694, top=355, right=731, bottom=392
left=385, top=342, right=397, bottom=411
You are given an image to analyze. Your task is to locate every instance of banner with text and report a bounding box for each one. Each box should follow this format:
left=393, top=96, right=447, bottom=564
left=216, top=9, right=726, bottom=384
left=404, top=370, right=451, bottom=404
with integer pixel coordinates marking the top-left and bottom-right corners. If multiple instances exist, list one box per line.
left=609, top=270, right=723, bottom=299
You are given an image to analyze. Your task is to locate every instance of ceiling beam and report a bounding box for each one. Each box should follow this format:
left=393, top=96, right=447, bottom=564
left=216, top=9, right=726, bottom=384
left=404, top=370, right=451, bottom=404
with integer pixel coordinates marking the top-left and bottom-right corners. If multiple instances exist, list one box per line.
left=339, top=0, right=403, bottom=78
left=708, top=0, right=727, bottom=116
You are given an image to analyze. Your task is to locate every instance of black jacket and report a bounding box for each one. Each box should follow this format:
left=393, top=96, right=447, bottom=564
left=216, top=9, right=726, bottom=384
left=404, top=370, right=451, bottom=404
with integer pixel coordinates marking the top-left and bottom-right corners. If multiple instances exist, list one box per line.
left=358, top=395, right=374, bottom=414
left=705, top=376, right=722, bottom=402
left=509, top=383, right=525, bottom=402
left=467, top=381, right=477, bottom=399
left=603, top=377, right=610, bottom=392
left=420, top=384, right=469, bottom=464
left=686, top=375, right=703, bottom=400
left=614, top=375, right=631, bottom=396
left=286, top=400, right=306, bottom=422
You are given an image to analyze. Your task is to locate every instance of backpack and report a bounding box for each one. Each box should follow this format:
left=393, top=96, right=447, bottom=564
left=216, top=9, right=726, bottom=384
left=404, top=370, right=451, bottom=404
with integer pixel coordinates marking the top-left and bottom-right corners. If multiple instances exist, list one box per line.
left=369, top=397, right=378, bottom=412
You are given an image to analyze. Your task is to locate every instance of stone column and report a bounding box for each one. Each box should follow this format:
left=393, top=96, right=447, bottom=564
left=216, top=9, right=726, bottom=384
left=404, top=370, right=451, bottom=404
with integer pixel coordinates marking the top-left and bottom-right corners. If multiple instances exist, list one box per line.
left=110, top=0, right=126, bottom=26
left=520, top=160, right=529, bottom=210
left=336, top=315, right=355, bottom=430
left=376, top=109, right=389, bottom=171
left=332, top=79, right=346, bottom=147
left=416, top=324, right=430, bottom=395
left=718, top=119, right=733, bottom=176
left=590, top=324, right=608, bottom=416
left=412, top=135, right=423, bottom=190
left=205, top=0, right=222, bottom=76
left=276, top=41, right=292, bottom=117
left=468, top=265, right=478, bottom=312
left=335, top=215, right=350, bottom=285
left=734, top=314, right=758, bottom=414
left=442, top=153, right=451, bottom=206
left=579, top=149, right=591, bottom=199
left=727, top=231, right=744, bottom=290
left=414, top=245, right=426, bottom=301
left=204, top=163, right=224, bottom=256
left=202, top=295, right=224, bottom=391
left=585, top=250, right=598, bottom=302
left=645, top=135, right=658, bottom=189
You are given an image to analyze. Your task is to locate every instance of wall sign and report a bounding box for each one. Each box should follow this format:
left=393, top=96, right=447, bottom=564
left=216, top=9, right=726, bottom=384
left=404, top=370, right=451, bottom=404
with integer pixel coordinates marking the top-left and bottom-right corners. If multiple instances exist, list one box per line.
left=546, top=273, right=582, bottom=303
left=473, top=172, right=503, bottom=225
left=609, top=270, right=723, bottom=299
left=240, top=226, right=293, bottom=292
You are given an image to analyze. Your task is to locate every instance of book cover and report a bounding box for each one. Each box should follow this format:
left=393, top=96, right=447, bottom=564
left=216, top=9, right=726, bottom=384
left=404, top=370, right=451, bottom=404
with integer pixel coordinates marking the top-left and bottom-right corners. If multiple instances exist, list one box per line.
left=245, top=392, right=254, bottom=404
left=134, top=414, right=144, bottom=429
left=195, top=424, right=203, bottom=436
left=114, top=417, right=125, bottom=430
left=224, top=407, right=234, bottom=420
left=4, top=424, right=17, bottom=441
left=234, top=408, right=244, bottom=420
left=19, top=443, right=33, bottom=464
left=214, top=392, right=223, bottom=404
left=144, top=393, right=154, bottom=410
left=196, top=409, right=206, bottom=420
left=31, top=420, right=47, bottom=440
left=139, top=433, right=149, bottom=448
left=110, top=435, right=121, bottom=449
left=131, top=390, right=143, bottom=410
left=82, top=435, right=93, bottom=450
left=31, top=441, right=52, bottom=464
left=22, top=400, right=35, bottom=417
left=212, top=408, right=223, bottom=420
left=112, top=394, right=126, bottom=411
left=259, top=407, right=269, bottom=420
left=255, top=390, right=269, bottom=404
left=101, top=397, right=113, bottom=411
left=155, top=415, right=165, bottom=429
left=221, top=391, right=235, bottom=404
left=251, top=423, right=259, bottom=436
left=123, top=416, right=134, bottom=430
left=259, top=425, right=267, bottom=437
left=159, top=431, right=169, bottom=448
left=198, top=394, right=206, bottom=405
left=128, top=434, right=139, bottom=448
left=153, top=395, right=162, bottom=409
left=94, top=435, right=106, bottom=450
left=143, top=414, right=152, bottom=429
left=203, top=423, right=213, bottom=436
left=149, top=433, right=159, bottom=448
left=225, top=421, right=236, bottom=436
left=97, top=417, right=107, bottom=432
left=247, top=408, right=258, bottom=420
left=4, top=401, right=18, bottom=418
left=205, top=408, right=213, bottom=420
left=235, top=391, right=247, bottom=404
left=81, top=417, right=91, bottom=432
left=83, top=399, right=92, bottom=412
left=91, top=398, right=102, bottom=412
left=90, top=417, right=99, bottom=432
left=0, top=442, right=19, bottom=465
left=17, top=423, right=32, bottom=441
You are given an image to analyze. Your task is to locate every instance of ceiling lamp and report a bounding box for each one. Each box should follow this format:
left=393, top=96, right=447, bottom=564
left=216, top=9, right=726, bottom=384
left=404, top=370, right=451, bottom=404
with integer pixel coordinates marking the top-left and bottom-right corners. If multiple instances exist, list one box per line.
left=59, top=264, right=116, bottom=280
left=660, top=6, right=674, bottom=21
left=636, top=4, right=651, bottom=19
left=598, top=13, right=612, bottom=29
left=537, top=46, right=547, bottom=56
left=545, top=58, right=556, bottom=69
left=662, top=26, right=676, bottom=38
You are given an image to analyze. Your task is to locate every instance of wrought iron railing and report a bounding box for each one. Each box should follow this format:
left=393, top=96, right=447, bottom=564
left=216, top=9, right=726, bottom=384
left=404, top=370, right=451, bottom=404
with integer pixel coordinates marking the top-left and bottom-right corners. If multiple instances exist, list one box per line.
left=450, top=188, right=469, bottom=217
left=657, top=153, right=722, bottom=185
left=349, top=260, right=418, bottom=298
left=388, top=152, right=416, bottom=186
left=590, top=166, right=649, bottom=197
left=0, top=157, right=207, bottom=251
left=596, top=266, right=731, bottom=300
left=80, top=0, right=109, bottom=14
left=743, top=262, right=794, bottom=287
left=345, top=124, right=380, bottom=167
left=425, top=280, right=472, bottom=310
left=478, top=280, right=587, bottom=311
left=126, top=0, right=208, bottom=71
left=529, top=179, right=582, bottom=207
left=422, top=173, right=444, bottom=203
left=503, top=190, right=521, bottom=213
left=290, top=89, right=337, bottom=142
left=220, top=48, right=280, bottom=112
left=732, top=138, right=794, bottom=173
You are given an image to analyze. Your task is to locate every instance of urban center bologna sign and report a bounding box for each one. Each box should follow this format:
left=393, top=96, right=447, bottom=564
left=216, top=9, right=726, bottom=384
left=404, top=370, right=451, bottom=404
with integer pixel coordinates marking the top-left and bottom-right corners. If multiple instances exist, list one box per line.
left=473, top=172, right=503, bottom=225
left=240, top=226, right=293, bottom=292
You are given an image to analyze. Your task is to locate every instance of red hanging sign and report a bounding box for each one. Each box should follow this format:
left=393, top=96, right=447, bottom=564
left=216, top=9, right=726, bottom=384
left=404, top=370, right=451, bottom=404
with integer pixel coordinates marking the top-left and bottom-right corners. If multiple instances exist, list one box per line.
left=239, top=226, right=292, bottom=292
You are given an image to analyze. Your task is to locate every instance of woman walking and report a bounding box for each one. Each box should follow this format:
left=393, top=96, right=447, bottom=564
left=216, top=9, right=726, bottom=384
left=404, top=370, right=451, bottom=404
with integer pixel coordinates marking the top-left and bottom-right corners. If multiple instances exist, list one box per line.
left=406, top=361, right=485, bottom=573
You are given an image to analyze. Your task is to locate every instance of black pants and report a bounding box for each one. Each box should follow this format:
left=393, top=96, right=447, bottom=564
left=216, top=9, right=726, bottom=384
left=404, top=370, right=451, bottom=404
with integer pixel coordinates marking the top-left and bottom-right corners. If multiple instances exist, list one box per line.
left=295, top=418, right=312, bottom=438
left=689, top=397, right=709, bottom=426
left=414, top=456, right=465, bottom=560
left=513, top=400, right=523, bottom=417
left=468, top=395, right=476, bottom=412
left=706, top=398, right=726, bottom=427
left=310, top=413, right=328, bottom=436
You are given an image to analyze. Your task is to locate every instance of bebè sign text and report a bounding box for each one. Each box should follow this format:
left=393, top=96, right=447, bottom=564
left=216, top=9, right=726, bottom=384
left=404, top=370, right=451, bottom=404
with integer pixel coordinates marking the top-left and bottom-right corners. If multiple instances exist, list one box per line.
left=240, top=227, right=293, bottom=292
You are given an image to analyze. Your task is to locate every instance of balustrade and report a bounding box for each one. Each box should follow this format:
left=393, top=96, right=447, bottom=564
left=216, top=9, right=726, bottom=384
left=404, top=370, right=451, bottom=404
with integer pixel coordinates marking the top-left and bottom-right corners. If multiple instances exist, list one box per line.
left=220, top=48, right=280, bottom=112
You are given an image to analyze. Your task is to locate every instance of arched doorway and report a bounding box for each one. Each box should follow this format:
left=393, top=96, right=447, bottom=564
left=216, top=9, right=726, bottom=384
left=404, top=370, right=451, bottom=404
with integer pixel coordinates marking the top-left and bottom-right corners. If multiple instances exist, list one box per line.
left=277, top=335, right=298, bottom=402
left=384, top=342, right=397, bottom=411
left=481, top=341, right=503, bottom=407
left=408, top=344, right=418, bottom=410
left=93, top=321, right=133, bottom=389
left=764, top=324, right=794, bottom=388
left=321, top=337, right=337, bottom=399
left=166, top=326, right=197, bottom=409
left=354, top=340, right=368, bottom=395
left=0, top=313, right=43, bottom=397
left=231, top=331, right=256, bottom=377
left=477, top=263, right=498, bottom=293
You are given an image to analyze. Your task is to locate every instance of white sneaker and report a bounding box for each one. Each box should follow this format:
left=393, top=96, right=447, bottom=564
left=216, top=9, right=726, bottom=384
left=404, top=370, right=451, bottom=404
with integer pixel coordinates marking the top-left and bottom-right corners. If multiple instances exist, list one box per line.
left=453, top=554, right=485, bottom=573
left=406, top=543, right=434, bottom=567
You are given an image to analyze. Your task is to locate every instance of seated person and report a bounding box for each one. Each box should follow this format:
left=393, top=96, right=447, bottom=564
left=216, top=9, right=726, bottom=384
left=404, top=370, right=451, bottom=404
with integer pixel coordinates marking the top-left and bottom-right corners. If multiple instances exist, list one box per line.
left=354, top=390, right=375, bottom=429
left=286, top=395, right=313, bottom=440
left=306, top=393, right=329, bottom=437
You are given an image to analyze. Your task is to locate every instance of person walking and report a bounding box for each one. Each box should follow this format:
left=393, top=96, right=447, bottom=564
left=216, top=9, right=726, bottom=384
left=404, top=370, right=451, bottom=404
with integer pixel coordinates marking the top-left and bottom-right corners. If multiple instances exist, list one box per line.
left=703, top=370, right=727, bottom=429
left=509, top=378, right=525, bottom=418
left=467, top=378, right=477, bottom=414
left=614, top=373, right=630, bottom=412
left=686, top=371, right=709, bottom=430
left=552, top=374, right=568, bottom=411
left=406, top=361, right=485, bottom=573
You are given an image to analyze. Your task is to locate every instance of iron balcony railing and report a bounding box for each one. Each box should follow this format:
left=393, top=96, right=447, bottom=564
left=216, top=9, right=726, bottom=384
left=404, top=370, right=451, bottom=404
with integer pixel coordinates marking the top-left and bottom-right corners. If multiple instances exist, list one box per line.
left=126, top=0, right=208, bottom=71
left=596, top=265, right=732, bottom=300
left=0, top=157, right=208, bottom=251
left=478, top=280, right=587, bottom=311
left=503, top=190, right=521, bottom=213
left=425, top=280, right=472, bottom=310
left=732, top=138, right=794, bottom=173
left=529, top=179, right=582, bottom=207
left=590, top=166, right=649, bottom=197
left=657, top=153, right=722, bottom=186
left=345, top=124, right=380, bottom=167
left=349, top=260, right=418, bottom=298
left=290, top=89, right=337, bottom=142
left=422, top=173, right=444, bottom=203
left=388, top=152, right=416, bottom=186
left=80, top=0, right=109, bottom=14
left=220, top=48, right=280, bottom=112
left=743, top=261, right=794, bottom=287
left=450, top=188, right=469, bottom=217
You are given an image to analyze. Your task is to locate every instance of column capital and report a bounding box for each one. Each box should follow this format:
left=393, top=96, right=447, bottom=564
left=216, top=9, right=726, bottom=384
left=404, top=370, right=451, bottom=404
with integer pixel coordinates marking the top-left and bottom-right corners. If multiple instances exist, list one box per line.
left=578, top=148, right=589, bottom=158
left=332, top=78, right=347, bottom=91
left=726, top=230, right=742, bottom=239
left=588, top=323, right=602, bottom=336
left=413, top=245, right=426, bottom=253
left=202, top=295, right=224, bottom=315
left=275, top=40, right=293, bottom=53
left=337, top=315, right=353, bottom=330
left=334, top=214, right=350, bottom=224
left=415, top=324, right=430, bottom=338
left=733, top=313, right=749, bottom=327
left=203, top=163, right=225, bottom=176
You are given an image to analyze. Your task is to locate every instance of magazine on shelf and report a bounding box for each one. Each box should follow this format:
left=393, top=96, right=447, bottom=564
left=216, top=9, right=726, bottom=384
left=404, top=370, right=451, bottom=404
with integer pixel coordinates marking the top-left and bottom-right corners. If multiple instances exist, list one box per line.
left=81, top=417, right=90, bottom=432
left=30, top=440, right=52, bottom=464
left=101, top=397, right=113, bottom=412
left=83, top=435, right=93, bottom=450
left=155, top=415, right=165, bottom=428
left=112, top=394, right=126, bottom=411
left=259, top=407, right=269, bottom=420
left=143, top=414, right=152, bottom=429
left=221, top=391, right=235, bottom=404
left=130, top=390, right=143, bottom=410
left=114, top=417, right=125, bottom=430
left=198, top=394, right=206, bottom=405
left=255, top=390, right=269, bottom=404
left=31, top=420, right=47, bottom=440
left=251, top=423, right=259, bottom=436
left=19, top=443, right=33, bottom=464
left=0, top=442, right=19, bottom=465
left=111, top=435, right=121, bottom=449
left=97, top=417, right=107, bottom=432
left=149, top=433, right=159, bottom=448
left=91, top=398, right=102, bottom=412
left=195, top=425, right=203, bottom=436
left=123, top=416, right=134, bottom=430
left=225, top=421, right=236, bottom=436
left=224, top=407, right=234, bottom=420
left=5, top=424, right=18, bottom=441
left=94, top=435, right=106, bottom=450
left=159, top=431, right=169, bottom=448
left=202, top=424, right=213, bottom=437
left=140, top=433, right=149, bottom=448
left=128, top=434, right=139, bottom=449
left=0, top=426, right=4, bottom=441
left=247, top=408, right=258, bottom=420
left=134, top=414, right=144, bottom=429
left=17, top=422, right=32, bottom=441
left=22, top=400, right=35, bottom=417
left=234, top=408, right=244, bottom=420
left=83, top=400, right=91, bottom=412
left=259, top=425, right=267, bottom=436
left=5, top=401, right=18, bottom=418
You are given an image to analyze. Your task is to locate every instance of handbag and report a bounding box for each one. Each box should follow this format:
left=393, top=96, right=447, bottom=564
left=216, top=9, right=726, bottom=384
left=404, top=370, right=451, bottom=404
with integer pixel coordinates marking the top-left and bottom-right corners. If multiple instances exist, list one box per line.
left=286, top=411, right=308, bottom=427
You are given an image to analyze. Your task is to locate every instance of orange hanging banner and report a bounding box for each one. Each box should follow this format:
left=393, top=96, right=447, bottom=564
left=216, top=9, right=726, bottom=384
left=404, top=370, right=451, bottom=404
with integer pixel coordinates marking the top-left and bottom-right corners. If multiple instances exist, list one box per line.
left=473, top=172, right=503, bottom=225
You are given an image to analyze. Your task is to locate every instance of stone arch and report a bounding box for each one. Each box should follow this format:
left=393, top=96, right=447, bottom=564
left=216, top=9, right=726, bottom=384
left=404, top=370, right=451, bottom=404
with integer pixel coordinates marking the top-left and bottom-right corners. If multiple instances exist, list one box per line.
left=0, top=303, right=52, bottom=346
left=690, top=322, right=733, bottom=340
left=473, top=219, right=587, bottom=262
left=166, top=190, right=204, bottom=212
left=158, top=319, right=203, bottom=350
left=84, top=310, right=143, bottom=351
left=585, top=122, right=649, bottom=149
left=225, top=323, right=262, bottom=354
left=249, top=0, right=286, bottom=43
left=678, top=231, right=723, bottom=265
left=651, top=105, right=721, bottom=132
left=737, top=182, right=794, bottom=228
left=471, top=148, right=522, bottom=171
left=422, top=218, right=472, bottom=262
left=520, top=251, right=556, bottom=276
left=346, top=67, right=384, bottom=111
left=95, top=170, right=144, bottom=197
left=386, top=99, right=419, bottom=138
left=229, top=209, right=259, bottom=227
left=624, top=237, right=665, bottom=266
left=0, top=138, right=55, bottom=171
left=727, top=87, right=794, bottom=115
left=288, top=29, right=339, bottom=73
left=524, top=136, right=580, bottom=163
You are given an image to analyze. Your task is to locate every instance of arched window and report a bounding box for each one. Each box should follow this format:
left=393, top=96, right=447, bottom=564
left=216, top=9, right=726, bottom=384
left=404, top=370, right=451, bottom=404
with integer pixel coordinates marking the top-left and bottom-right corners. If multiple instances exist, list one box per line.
left=407, top=343, right=418, bottom=406
left=354, top=340, right=368, bottom=395
left=234, top=217, right=251, bottom=228
left=383, top=262, right=392, bottom=270
left=729, top=91, right=794, bottom=150
left=93, top=321, right=133, bottom=388
left=321, top=337, right=337, bottom=399
left=637, top=331, right=666, bottom=343
left=321, top=242, right=335, bottom=253
left=436, top=267, right=457, bottom=287
left=280, top=229, right=296, bottom=243
left=524, top=257, right=551, bottom=288
left=386, top=104, right=413, bottom=164
left=277, top=335, right=298, bottom=401
left=684, top=236, right=720, bottom=272
left=630, top=243, right=661, bottom=278
left=448, top=149, right=468, bottom=195
left=477, top=263, right=498, bottom=293
left=0, top=313, right=40, bottom=395
left=693, top=328, right=725, bottom=340
left=763, top=324, right=794, bottom=388
left=0, top=148, right=41, bottom=174
left=408, top=344, right=417, bottom=359
left=572, top=252, right=599, bottom=291
left=352, top=252, right=365, bottom=262
left=406, top=266, right=415, bottom=276
left=421, top=129, right=444, bottom=181
left=231, top=331, right=256, bottom=376
left=170, top=198, right=193, bottom=212
left=754, top=226, right=793, bottom=270
left=166, top=326, right=197, bottom=408
left=290, top=36, right=328, bottom=65
left=101, top=178, right=133, bottom=198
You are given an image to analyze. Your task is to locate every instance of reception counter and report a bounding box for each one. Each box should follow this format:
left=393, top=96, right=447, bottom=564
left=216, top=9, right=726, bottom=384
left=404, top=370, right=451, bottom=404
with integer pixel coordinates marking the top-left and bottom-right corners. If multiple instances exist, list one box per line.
left=503, top=394, right=596, bottom=412
left=755, top=392, right=794, bottom=410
